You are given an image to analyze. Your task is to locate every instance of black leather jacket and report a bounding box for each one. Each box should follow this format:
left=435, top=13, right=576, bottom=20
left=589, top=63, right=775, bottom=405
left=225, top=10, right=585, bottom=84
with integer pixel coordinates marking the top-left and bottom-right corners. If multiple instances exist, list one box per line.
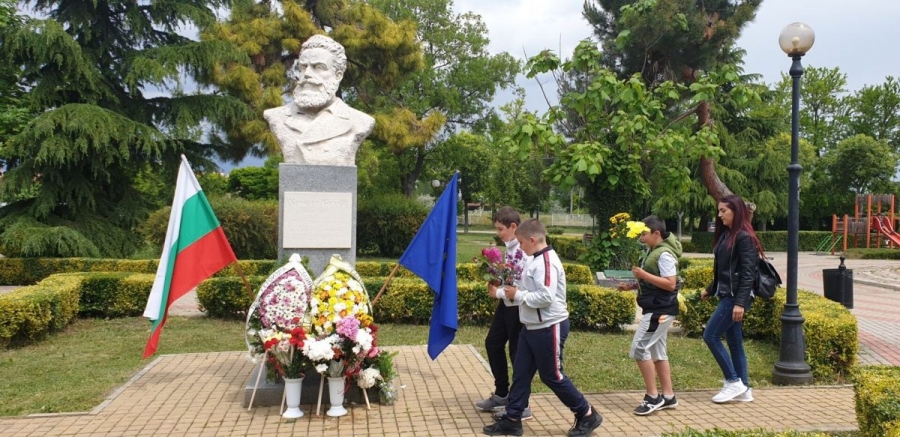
left=706, top=230, right=757, bottom=308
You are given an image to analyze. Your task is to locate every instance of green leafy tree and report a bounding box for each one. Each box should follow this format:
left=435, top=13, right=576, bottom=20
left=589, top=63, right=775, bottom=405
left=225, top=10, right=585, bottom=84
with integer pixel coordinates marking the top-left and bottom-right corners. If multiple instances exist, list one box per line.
left=0, top=0, right=252, bottom=257
left=775, top=66, right=849, bottom=155
left=479, top=90, right=548, bottom=216
left=819, top=134, right=898, bottom=197
left=846, top=76, right=900, bottom=152
left=583, top=0, right=762, bottom=202
left=367, top=0, right=520, bottom=196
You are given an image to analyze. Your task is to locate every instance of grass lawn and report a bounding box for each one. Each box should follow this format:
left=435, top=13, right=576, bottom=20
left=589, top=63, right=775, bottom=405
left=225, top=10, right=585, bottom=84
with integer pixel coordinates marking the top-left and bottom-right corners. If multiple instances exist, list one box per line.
left=1, top=316, right=781, bottom=417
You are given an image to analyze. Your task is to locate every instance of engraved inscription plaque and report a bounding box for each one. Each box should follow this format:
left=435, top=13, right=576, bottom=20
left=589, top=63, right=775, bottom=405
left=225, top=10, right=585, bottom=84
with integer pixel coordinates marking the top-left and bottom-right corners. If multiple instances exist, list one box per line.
left=282, top=192, right=352, bottom=248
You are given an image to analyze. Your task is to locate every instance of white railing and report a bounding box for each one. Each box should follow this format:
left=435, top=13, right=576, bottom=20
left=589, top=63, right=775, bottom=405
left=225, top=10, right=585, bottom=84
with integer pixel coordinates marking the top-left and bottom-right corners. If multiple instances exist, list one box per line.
left=458, top=210, right=593, bottom=228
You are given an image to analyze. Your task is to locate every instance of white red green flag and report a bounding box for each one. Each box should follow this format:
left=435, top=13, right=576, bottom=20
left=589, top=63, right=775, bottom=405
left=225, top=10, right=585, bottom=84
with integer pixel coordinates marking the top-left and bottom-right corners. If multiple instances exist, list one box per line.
left=142, top=155, right=238, bottom=358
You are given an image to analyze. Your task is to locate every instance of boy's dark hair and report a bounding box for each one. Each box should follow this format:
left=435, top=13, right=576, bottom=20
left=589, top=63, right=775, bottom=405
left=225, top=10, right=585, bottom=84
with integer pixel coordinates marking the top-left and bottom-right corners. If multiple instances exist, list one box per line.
left=516, top=218, right=546, bottom=242
left=642, top=215, right=669, bottom=239
left=493, top=206, right=521, bottom=227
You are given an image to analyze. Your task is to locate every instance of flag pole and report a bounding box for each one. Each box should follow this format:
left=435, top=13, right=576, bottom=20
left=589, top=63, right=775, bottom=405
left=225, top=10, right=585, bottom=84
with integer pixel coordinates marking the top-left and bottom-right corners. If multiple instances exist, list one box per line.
left=231, top=260, right=256, bottom=299
left=371, top=263, right=401, bottom=307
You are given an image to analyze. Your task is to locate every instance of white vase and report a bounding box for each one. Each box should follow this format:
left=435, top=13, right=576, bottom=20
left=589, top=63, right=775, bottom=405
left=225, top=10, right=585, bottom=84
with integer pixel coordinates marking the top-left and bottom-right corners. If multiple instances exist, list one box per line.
left=326, top=376, right=348, bottom=417
left=282, top=377, right=304, bottom=419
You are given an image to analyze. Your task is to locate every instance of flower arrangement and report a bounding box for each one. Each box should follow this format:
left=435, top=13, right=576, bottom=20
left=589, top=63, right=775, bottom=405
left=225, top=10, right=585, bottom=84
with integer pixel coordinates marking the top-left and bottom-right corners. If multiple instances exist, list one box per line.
left=606, top=213, right=648, bottom=269
left=306, top=261, right=389, bottom=395
left=245, top=255, right=315, bottom=381
left=246, top=254, right=398, bottom=404
left=258, top=325, right=310, bottom=379
left=474, top=246, right=524, bottom=286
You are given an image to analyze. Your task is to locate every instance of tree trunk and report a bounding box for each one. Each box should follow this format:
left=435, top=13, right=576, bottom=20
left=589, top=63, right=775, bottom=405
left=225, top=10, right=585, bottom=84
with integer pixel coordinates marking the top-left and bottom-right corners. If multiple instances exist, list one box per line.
left=697, top=100, right=733, bottom=203
left=399, top=146, right=427, bottom=197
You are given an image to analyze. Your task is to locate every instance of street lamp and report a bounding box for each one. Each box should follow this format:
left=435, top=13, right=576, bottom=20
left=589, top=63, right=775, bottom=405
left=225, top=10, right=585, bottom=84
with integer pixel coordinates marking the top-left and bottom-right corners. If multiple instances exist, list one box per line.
left=772, top=22, right=815, bottom=385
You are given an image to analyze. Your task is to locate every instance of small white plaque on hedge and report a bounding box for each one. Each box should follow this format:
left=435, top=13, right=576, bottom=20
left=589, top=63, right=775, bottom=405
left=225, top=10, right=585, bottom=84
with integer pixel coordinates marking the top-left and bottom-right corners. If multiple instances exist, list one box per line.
left=283, top=192, right=352, bottom=248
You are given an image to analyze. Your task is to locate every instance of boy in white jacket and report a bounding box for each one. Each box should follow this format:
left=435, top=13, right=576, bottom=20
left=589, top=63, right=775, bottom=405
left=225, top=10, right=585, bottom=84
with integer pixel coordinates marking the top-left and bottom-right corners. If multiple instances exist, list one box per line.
left=483, top=219, right=603, bottom=437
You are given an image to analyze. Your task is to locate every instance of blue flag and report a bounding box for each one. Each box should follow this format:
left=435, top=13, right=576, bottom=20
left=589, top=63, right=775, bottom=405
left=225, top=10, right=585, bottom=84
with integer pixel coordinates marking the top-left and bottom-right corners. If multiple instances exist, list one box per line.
left=398, top=173, right=458, bottom=360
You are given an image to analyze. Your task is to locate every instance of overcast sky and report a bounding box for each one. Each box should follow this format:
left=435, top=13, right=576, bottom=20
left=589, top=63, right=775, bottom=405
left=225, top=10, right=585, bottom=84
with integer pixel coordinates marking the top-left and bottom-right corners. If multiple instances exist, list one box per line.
left=452, top=0, right=900, bottom=113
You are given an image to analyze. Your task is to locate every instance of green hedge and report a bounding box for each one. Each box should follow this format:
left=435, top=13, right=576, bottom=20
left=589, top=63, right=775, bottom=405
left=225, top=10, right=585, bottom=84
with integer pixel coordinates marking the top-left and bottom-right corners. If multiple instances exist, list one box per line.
left=854, top=366, right=900, bottom=437
left=0, top=275, right=81, bottom=347
left=0, top=258, right=276, bottom=286
left=679, top=280, right=857, bottom=380
left=546, top=235, right=588, bottom=261
left=845, top=248, right=900, bottom=260
left=196, top=274, right=626, bottom=328
left=689, top=231, right=831, bottom=253
left=355, top=261, right=594, bottom=286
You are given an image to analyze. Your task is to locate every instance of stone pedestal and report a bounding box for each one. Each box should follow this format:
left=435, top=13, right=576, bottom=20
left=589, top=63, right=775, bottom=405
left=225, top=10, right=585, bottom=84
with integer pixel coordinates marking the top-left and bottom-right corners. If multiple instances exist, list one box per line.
left=278, top=164, right=357, bottom=276
left=242, top=364, right=378, bottom=407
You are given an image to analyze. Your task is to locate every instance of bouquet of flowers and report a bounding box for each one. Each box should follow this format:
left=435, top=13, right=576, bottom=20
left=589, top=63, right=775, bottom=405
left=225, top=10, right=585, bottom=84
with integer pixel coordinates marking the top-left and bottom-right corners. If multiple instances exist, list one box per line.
left=606, top=213, right=649, bottom=269
left=258, top=325, right=310, bottom=379
left=474, top=246, right=524, bottom=286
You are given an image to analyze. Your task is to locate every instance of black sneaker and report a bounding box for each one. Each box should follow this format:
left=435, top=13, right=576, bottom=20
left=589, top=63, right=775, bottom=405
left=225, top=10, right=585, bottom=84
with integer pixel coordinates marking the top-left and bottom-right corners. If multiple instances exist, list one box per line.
left=483, top=415, right=524, bottom=436
left=567, top=406, right=603, bottom=437
left=633, top=394, right=665, bottom=416
left=658, top=395, right=678, bottom=410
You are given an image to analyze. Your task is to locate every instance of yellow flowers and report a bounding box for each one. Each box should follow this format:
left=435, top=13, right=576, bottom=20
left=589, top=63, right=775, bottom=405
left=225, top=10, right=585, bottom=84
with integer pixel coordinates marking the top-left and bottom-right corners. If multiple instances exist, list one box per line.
left=610, top=212, right=631, bottom=226
left=309, top=271, right=371, bottom=337
left=625, top=221, right=650, bottom=239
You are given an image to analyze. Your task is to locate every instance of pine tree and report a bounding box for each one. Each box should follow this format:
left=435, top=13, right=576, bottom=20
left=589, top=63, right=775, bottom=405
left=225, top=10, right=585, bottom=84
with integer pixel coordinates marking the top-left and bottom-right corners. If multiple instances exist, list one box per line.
left=583, top=0, right=761, bottom=202
left=0, top=0, right=253, bottom=257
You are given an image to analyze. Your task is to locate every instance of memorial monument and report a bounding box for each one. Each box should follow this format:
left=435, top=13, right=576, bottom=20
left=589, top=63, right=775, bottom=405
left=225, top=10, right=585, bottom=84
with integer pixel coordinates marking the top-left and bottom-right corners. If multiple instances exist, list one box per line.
left=264, top=34, right=374, bottom=274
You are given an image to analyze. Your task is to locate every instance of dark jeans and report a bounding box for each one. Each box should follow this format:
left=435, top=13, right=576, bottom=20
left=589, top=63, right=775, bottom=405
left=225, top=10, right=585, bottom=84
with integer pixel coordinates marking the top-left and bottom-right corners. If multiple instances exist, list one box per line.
left=702, top=297, right=752, bottom=386
left=506, top=320, right=589, bottom=420
left=484, top=302, right=522, bottom=397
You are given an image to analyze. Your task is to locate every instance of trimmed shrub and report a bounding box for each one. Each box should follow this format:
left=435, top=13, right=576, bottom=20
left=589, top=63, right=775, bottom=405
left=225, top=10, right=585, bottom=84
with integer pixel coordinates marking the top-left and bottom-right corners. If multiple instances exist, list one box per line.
left=196, top=276, right=267, bottom=319
left=679, top=287, right=857, bottom=380
left=354, top=261, right=594, bottom=285
left=547, top=235, right=588, bottom=261
left=0, top=257, right=275, bottom=286
left=566, top=285, right=636, bottom=331
left=854, top=366, right=900, bottom=437
left=139, top=197, right=278, bottom=260
left=78, top=273, right=155, bottom=318
left=0, top=275, right=81, bottom=347
left=689, top=231, right=830, bottom=253
left=357, top=194, right=428, bottom=257
left=845, top=248, right=900, bottom=260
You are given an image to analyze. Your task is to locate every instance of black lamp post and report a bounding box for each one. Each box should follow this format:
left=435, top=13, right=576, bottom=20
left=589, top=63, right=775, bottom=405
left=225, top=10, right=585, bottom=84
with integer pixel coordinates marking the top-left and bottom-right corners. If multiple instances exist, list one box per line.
left=772, top=22, right=815, bottom=385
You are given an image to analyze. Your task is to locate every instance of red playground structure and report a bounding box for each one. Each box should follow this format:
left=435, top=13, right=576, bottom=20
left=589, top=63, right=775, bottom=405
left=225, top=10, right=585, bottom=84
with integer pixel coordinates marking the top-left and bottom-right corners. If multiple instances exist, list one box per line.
left=831, top=194, right=898, bottom=254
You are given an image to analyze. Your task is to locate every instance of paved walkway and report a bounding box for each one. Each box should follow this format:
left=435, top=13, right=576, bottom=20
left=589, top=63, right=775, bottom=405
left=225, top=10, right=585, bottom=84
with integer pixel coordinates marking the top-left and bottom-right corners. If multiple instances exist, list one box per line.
left=1, top=251, right=897, bottom=436
left=0, top=346, right=858, bottom=437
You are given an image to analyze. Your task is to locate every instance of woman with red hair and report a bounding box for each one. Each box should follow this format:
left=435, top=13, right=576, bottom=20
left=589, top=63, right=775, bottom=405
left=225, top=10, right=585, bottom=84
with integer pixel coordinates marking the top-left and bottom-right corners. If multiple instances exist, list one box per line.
left=701, top=194, right=762, bottom=404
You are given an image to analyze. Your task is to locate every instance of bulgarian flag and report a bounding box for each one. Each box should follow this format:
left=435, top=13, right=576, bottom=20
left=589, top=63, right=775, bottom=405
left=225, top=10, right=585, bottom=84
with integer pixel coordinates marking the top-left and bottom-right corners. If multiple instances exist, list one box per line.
left=142, top=155, right=238, bottom=359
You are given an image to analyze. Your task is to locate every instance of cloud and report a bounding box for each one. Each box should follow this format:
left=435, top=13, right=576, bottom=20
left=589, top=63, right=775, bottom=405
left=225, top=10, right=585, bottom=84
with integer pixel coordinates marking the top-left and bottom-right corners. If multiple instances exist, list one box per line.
left=454, top=0, right=900, bottom=113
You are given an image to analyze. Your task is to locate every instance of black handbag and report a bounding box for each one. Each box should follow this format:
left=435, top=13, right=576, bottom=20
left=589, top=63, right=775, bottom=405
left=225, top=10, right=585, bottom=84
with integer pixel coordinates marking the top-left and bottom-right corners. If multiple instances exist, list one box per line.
left=754, top=254, right=782, bottom=299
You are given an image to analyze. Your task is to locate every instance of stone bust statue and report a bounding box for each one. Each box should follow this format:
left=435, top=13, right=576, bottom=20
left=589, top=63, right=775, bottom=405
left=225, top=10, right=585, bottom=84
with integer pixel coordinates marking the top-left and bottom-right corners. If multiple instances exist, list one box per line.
left=264, top=35, right=375, bottom=166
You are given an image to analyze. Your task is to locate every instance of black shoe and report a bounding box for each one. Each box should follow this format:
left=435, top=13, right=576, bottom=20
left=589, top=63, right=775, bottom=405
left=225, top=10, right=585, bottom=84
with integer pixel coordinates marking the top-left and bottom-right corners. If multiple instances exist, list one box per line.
left=633, top=394, right=665, bottom=416
left=483, top=415, right=524, bottom=436
left=567, top=406, right=603, bottom=437
left=658, top=395, right=678, bottom=410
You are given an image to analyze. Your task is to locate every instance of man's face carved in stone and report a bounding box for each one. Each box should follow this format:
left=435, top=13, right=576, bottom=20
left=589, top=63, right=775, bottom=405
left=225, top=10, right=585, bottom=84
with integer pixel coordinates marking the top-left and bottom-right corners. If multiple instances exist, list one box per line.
left=292, top=48, right=343, bottom=111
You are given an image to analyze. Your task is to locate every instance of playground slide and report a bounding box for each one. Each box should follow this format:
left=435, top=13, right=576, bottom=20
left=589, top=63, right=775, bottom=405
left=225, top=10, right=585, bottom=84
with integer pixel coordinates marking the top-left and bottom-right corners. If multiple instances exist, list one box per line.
left=871, top=216, right=900, bottom=248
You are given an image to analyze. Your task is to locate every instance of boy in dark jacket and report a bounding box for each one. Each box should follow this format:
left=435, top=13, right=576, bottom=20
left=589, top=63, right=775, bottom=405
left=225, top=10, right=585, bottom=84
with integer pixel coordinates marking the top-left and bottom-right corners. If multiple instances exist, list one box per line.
left=618, top=215, right=681, bottom=416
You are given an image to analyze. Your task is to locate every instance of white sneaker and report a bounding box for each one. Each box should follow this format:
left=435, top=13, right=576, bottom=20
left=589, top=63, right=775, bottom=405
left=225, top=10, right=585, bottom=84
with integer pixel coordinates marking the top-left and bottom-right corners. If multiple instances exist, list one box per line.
left=731, top=388, right=753, bottom=402
left=712, top=380, right=748, bottom=403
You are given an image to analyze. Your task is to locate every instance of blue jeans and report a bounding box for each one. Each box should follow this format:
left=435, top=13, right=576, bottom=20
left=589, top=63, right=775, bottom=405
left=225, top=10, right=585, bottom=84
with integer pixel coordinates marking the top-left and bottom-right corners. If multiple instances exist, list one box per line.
left=702, top=297, right=752, bottom=386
